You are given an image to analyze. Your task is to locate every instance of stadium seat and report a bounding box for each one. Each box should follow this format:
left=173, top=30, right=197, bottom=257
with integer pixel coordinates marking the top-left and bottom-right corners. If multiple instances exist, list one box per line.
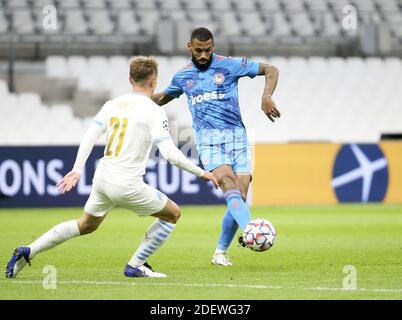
left=67, top=56, right=88, bottom=78
left=187, top=10, right=213, bottom=23
left=231, top=0, right=257, bottom=11
left=159, top=0, right=182, bottom=10
left=6, top=0, right=27, bottom=8
left=0, top=79, right=9, bottom=98
left=221, top=12, right=243, bottom=36
left=320, top=12, right=341, bottom=37
left=83, top=0, right=106, bottom=9
left=0, top=0, right=400, bottom=52
left=17, top=92, right=42, bottom=111
left=109, top=0, right=132, bottom=9
left=255, top=0, right=281, bottom=11
left=282, top=0, right=305, bottom=12
left=0, top=13, right=8, bottom=33
left=87, top=11, right=114, bottom=35
left=291, top=11, right=316, bottom=37
left=351, top=0, right=376, bottom=12
left=181, top=0, right=208, bottom=10
left=375, top=0, right=400, bottom=12
left=208, top=0, right=232, bottom=10
left=327, top=0, right=353, bottom=11
left=304, top=0, right=328, bottom=12
left=64, top=10, right=88, bottom=34
left=133, top=0, right=158, bottom=10
left=271, top=12, right=292, bottom=37
left=385, top=13, right=402, bottom=39
left=1, top=94, right=18, bottom=119
left=116, top=11, right=141, bottom=35
left=12, top=10, right=35, bottom=34
left=58, top=0, right=81, bottom=9
left=45, top=56, right=68, bottom=79
left=238, top=12, right=266, bottom=36
left=32, top=0, right=55, bottom=7
left=138, top=11, right=160, bottom=35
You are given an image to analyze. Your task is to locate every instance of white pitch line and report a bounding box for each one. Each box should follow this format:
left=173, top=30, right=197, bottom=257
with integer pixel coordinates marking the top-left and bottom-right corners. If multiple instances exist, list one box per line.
left=11, top=280, right=402, bottom=293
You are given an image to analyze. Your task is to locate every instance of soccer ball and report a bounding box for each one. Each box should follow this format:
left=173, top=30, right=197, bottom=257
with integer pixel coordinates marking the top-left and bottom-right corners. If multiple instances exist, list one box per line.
left=242, top=218, right=276, bottom=252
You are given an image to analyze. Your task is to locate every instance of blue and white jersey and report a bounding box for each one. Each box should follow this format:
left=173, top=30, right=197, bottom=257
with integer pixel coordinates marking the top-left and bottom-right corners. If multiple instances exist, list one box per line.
left=164, top=54, right=259, bottom=136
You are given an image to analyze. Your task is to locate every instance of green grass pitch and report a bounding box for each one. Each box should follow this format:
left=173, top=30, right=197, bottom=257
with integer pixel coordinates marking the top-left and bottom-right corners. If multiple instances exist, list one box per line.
left=0, top=205, right=401, bottom=300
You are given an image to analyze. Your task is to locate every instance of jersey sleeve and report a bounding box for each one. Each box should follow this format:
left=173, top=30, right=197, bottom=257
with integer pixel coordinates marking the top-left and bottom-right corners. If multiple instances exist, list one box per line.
left=163, top=73, right=184, bottom=98
left=230, top=57, right=260, bottom=79
left=149, top=107, right=172, bottom=144
left=92, top=103, right=108, bottom=130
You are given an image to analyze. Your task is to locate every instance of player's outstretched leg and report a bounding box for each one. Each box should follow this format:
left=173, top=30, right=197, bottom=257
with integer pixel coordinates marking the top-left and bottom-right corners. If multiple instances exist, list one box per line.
left=5, top=213, right=104, bottom=278
left=125, top=199, right=180, bottom=278
left=211, top=166, right=253, bottom=266
left=5, top=247, right=31, bottom=279
left=212, top=210, right=238, bottom=266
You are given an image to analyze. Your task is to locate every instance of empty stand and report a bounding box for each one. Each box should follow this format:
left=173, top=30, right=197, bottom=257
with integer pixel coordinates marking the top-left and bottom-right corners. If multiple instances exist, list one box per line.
left=1, top=55, right=401, bottom=145
left=0, top=0, right=400, bottom=51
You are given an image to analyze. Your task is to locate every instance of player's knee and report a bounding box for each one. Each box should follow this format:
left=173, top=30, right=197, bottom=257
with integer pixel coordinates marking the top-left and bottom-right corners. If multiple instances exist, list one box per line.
left=78, top=221, right=98, bottom=235
left=220, top=174, right=238, bottom=190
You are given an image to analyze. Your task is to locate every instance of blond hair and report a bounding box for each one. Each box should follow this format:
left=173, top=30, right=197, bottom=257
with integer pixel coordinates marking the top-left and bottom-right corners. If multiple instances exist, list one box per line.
left=129, top=56, right=158, bottom=85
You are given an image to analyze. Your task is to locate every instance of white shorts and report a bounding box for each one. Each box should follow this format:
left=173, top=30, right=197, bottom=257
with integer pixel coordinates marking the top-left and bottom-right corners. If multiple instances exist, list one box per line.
left=84, top=175, right=168, bottom=217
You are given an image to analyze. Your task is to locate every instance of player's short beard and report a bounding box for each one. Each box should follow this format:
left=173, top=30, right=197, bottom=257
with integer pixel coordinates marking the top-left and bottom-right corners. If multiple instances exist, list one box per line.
left=192, top=54, right=213, bottom=71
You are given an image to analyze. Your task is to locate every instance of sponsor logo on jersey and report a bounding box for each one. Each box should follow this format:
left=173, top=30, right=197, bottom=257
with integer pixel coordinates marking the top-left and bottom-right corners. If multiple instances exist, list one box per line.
left=191, top=91, right=226, bottom=105
left=213, top=72, right=225, bottom=85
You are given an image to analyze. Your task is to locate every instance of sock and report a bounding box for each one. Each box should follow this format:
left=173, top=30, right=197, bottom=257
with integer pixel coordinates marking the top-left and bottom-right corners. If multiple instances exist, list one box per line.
left=28, top=220, right=80, bottom=259
left=216, top=209, right=239, bottom=252
left=224, top=189, right=251, bottom=231
left=128, top=219, right=176, bottom=268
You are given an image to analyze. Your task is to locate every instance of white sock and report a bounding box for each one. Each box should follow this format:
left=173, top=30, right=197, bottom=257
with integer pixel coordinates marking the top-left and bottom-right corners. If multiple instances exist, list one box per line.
left=28, top=220, right=80, bottom=259
left=128, top=219, right=176, bottom=268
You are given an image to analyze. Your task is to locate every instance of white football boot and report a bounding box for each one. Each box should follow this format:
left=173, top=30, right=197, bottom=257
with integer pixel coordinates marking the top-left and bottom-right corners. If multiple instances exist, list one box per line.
left=124, top=262, right=167, bottom=278
left=211, top=252, right=233, bottom=267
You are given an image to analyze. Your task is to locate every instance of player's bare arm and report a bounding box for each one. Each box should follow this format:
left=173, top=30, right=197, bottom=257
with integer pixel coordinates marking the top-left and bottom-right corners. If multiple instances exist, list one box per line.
left=57, top=118, right=105, bottom=194
left=152, top=92, right=175, bottom=106
left=258, top=63, right=280, bottom=123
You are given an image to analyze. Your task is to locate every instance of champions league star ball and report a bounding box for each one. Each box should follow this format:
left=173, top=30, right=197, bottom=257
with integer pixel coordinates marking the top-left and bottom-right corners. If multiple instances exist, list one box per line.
left=243, top=219, right=276, bottom=252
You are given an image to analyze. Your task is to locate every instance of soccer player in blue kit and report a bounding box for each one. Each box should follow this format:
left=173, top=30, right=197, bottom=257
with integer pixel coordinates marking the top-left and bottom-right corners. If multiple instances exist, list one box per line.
left=152, top=28, right=280, bottom=266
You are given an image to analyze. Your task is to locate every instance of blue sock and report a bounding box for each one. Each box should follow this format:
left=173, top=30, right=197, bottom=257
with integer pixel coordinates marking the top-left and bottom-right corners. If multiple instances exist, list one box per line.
left=216, top=209, right=239, bottom=251
left=224, top=189, right=251, bottom=231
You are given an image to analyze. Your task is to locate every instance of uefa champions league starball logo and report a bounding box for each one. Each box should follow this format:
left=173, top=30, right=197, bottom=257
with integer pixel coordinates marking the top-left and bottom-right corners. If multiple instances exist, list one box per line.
left=213, top=73, right=225, bottom=85
left=332, top=144, right=388, bottom=203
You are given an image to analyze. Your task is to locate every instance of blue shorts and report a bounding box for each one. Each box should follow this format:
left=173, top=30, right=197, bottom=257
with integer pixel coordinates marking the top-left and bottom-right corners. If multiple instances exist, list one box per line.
left=196, top=128, right=251, bottom=173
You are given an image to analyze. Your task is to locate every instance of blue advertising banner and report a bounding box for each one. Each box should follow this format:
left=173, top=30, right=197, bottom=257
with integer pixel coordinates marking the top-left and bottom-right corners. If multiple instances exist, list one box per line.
left=0, top=146, right=225, bottom=208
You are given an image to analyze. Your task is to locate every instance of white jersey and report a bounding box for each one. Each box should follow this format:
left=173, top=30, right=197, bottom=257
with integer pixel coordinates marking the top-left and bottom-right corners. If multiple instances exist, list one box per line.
left=93, top=92, right=170, bottom=180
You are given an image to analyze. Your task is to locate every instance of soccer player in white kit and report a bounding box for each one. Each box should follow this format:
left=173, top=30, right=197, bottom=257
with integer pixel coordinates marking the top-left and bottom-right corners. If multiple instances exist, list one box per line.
left=5, top=56, right=219, bottom=278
